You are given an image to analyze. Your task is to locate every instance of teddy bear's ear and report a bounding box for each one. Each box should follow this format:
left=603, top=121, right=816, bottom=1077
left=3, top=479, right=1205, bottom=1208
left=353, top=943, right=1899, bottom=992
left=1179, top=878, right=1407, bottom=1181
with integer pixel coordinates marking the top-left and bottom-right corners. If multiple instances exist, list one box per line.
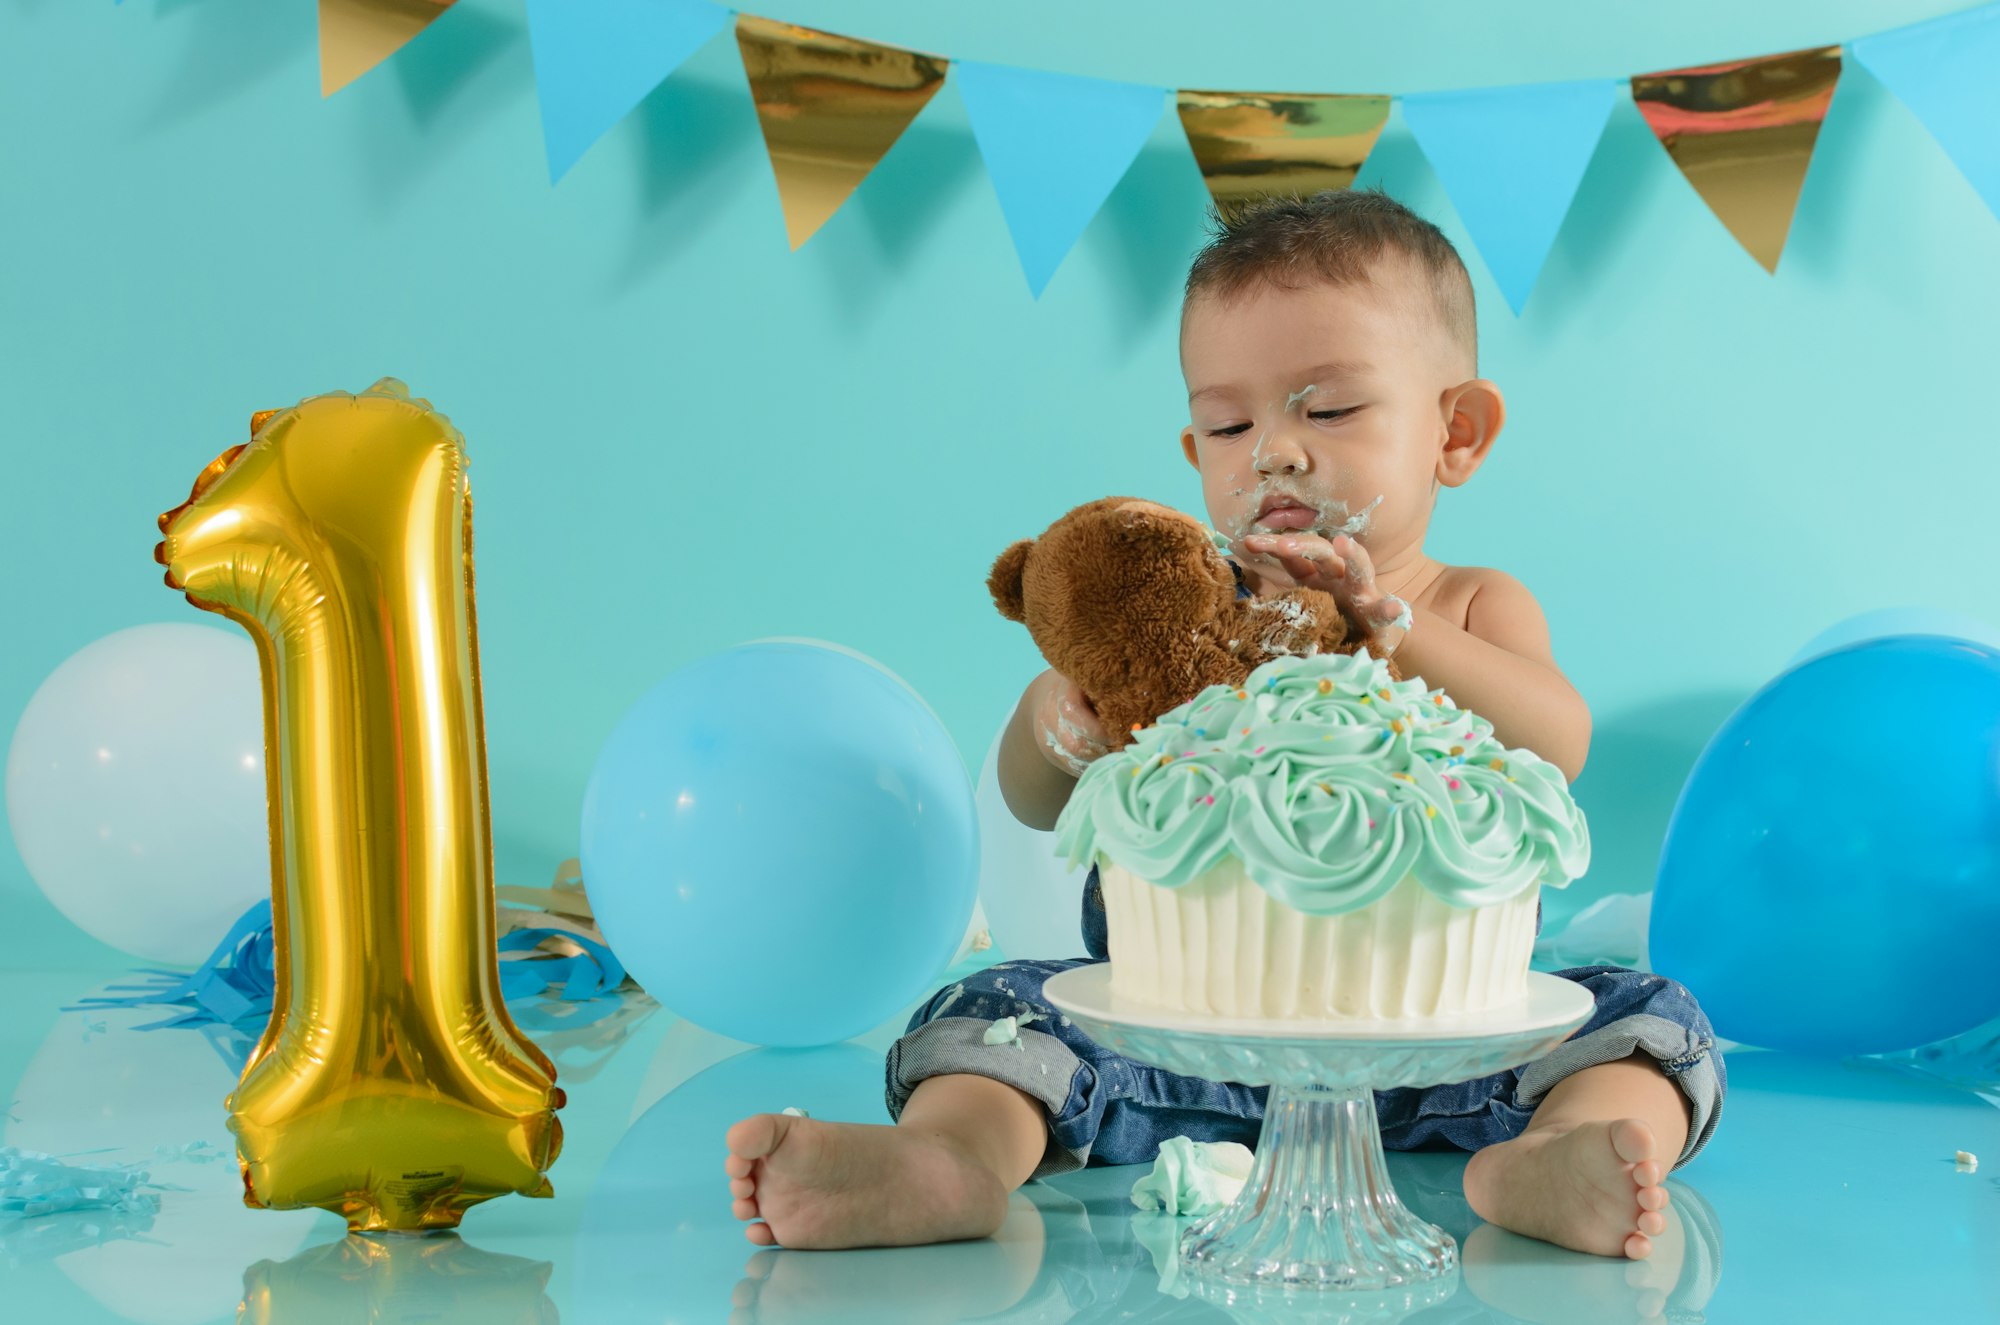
left=987, top=540, right=1034, bottom=622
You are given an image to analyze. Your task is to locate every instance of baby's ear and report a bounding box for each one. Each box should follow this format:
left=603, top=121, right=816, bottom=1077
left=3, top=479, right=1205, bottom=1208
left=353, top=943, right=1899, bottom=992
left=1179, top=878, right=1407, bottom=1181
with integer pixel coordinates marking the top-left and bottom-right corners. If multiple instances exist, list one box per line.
left=988, top=540, right=1034, bottom=622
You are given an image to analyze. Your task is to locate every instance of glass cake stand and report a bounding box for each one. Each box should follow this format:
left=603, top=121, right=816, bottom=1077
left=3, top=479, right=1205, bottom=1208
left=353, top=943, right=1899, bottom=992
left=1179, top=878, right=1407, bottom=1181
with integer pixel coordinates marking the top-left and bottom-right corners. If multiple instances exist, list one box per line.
left=1042, top=966, right=1594, bottom=1296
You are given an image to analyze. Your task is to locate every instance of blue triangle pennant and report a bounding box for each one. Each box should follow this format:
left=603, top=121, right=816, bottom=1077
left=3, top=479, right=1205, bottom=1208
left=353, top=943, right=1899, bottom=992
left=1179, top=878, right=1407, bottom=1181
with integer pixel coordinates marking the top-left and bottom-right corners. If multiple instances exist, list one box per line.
left=1402, top=79, right=1620, bottom=315
left=1852, top=3, right=2000, bottom=221
left=527, top=0, right=730, bottom=183
left=954, top=61, right=1165, bottom=297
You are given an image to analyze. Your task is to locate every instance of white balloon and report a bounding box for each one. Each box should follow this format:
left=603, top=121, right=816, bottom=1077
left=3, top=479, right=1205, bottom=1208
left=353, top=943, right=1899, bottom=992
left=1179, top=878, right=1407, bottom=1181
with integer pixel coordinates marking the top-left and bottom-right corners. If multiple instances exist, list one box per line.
left=5, top=623, right=270, bottom=965
left=974, top=722, right=1091, bottom=962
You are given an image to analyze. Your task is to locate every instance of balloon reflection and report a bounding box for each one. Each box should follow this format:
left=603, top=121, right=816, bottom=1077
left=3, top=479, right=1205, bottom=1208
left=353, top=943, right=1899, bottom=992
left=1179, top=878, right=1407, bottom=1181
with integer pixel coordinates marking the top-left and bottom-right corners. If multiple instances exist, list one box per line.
left=238, top=1232, right=558, bottom=1325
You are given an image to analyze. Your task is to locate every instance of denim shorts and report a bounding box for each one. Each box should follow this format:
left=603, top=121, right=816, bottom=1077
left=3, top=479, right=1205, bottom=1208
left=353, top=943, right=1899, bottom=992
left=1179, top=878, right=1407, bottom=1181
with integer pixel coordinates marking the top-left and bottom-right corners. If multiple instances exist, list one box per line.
left=884, top=865, right=1725, bottom=1182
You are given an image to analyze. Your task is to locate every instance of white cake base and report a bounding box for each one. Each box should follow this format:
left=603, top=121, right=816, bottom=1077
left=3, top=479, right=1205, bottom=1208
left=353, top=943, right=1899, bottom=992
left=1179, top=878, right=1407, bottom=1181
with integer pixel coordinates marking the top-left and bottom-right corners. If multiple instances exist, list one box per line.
left=1098, top=859, right=1540, bottom=1020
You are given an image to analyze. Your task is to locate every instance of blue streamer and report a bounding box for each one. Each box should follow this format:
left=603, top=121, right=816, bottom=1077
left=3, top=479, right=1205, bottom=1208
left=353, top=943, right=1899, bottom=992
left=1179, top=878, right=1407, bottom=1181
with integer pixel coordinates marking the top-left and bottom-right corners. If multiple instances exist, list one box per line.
left=70, top=901, right=631, bottom=1043
left=68, top=899, right=277, bottom=1032
left=0, top=1147, right=162, bottom=1221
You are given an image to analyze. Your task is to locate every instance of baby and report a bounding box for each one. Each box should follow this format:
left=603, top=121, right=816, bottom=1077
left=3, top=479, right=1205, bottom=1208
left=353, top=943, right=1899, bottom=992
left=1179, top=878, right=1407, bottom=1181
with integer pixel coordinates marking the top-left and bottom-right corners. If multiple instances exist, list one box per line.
left=725, top=188, right=1724, bottom=1262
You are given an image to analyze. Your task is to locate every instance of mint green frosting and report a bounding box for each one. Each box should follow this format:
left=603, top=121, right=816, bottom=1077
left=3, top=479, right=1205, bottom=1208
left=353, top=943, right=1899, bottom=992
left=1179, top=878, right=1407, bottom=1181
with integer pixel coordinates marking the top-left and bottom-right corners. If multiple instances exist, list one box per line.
left=1130, top=1136, right=1254, bottom=1216
left=1054, top=650, right=1588, bottom=916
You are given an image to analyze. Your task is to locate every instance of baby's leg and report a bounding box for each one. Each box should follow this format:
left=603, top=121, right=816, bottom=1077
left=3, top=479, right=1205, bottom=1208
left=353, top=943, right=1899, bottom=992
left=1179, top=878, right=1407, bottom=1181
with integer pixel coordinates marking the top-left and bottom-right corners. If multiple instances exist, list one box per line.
left=1458, top=966, right=1724, bottom=1260
left=1462, top=1051, right=1684, bottom=1259
left=725, top=957, right=1097, bottom=1251
left=899, top=1072, right=1052, bottom=1189
left=724, top=1072, right=1048, bottom=1250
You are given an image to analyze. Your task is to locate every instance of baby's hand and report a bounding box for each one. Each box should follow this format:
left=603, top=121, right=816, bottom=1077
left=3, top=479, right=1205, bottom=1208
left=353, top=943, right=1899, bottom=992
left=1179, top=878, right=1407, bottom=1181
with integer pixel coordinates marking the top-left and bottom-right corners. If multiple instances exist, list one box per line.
left=1033, top=672, right=1111, bottom=778
left=1239, top=532, right=1407, bottom=637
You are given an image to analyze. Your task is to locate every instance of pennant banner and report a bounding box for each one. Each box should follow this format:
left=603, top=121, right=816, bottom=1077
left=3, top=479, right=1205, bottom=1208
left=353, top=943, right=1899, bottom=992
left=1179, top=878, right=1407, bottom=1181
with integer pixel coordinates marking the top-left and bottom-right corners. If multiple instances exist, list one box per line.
left=527, top=0, right=730, bottom=183
left=1852, top=5, right=2000, bottom=221
left=320, top=0, right=456, bottom=98
left=243, top=0, right=2000, bottom=305
left=1403, top=79, right=1620, bottom=314
left=1631, top=46, right=1842, bottom=274
left=1176, top=90, right=1390, bottom=216
left=956, top=62, right=1165, bottom=297
left=735, top=15, right=948, bottom=250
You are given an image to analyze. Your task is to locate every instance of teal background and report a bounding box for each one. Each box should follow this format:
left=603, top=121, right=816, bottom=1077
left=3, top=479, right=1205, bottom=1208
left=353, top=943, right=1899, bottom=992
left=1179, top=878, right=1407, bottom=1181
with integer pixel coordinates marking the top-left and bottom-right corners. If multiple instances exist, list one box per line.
left=4, top=0, right=1996, bottom=970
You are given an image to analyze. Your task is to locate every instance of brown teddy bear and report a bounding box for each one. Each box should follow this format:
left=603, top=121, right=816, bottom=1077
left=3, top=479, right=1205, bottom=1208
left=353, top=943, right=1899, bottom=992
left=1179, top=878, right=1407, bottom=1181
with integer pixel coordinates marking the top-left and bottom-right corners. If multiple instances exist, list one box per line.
left=987, top=497, right=1399, bottom=749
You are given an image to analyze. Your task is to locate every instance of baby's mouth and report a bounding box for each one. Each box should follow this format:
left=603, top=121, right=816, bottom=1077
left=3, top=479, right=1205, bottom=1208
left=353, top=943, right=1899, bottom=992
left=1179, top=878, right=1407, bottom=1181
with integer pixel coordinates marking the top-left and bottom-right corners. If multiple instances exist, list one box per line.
left=1254, top=496, right=1320, bottom=531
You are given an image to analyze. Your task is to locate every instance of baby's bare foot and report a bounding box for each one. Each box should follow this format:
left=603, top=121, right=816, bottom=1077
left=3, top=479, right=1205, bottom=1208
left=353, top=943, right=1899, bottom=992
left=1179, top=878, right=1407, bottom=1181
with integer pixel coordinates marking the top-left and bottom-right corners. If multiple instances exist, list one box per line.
left=723, top=1112, right=1008, bottom=1250
left=1462, top=1119, right=1671, bottom=1259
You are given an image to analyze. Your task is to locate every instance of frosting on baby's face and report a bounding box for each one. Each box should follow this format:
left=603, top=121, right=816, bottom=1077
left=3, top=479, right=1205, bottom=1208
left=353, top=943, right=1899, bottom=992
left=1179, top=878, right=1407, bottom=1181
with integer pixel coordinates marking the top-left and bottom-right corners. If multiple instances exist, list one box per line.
left=1178, top=269, right=1489, bottom=588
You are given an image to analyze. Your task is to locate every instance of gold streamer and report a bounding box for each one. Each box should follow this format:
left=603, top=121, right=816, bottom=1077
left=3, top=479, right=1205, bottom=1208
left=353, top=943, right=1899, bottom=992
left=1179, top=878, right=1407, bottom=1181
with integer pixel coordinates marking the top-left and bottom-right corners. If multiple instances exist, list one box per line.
left=1631, top=46, right=1841, bottom=273
left=734, top=14, right=948, bottom=249
left=496, top=857, right=596, bottom=925
left=1176, top=90, right=1391, bottom=216
left=320, top=0, right=456, bottom=97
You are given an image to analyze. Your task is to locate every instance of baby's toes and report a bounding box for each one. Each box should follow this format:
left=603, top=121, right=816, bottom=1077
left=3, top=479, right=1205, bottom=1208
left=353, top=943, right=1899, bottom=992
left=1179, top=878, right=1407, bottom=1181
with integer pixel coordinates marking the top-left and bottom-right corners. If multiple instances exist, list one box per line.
left=746, top=1221, right=776, bottom=1247
left=731, top=1177, right=755, bottom=1200
left=1608, top=1118, right=1656, bottom=1166
left=726, top=1114, right=785, bottom=1162
left=1637, top=1209, right=1667, bottom=1237
left=1632, top=1158, right=1665, bottom=1188
left=1637, top=1184, right=1669, bottom=1213
left=1623, top=1231, right=1653, bottom=1260
left=725, top=1153, right=753, bottom=1180
left=733, top=1197, right=759, bottom=1220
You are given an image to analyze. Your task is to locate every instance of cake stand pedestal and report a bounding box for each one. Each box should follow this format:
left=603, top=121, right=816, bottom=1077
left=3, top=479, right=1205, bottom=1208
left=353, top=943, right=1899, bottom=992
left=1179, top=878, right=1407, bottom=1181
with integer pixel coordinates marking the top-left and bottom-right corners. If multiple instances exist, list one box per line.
left=1043, top=967, right=1593, bottom=1299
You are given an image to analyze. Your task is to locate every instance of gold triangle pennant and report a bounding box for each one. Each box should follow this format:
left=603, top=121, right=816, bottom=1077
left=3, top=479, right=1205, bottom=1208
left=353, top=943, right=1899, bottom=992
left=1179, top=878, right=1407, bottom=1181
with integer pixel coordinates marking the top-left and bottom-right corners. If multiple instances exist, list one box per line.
left=1631, top=46, right=1841, bottom=273
left=1176, top=90, right=1391, bottom=216
left=734, top=14, right=948, bottom=250
left=319, top=0, right=456, bottom=97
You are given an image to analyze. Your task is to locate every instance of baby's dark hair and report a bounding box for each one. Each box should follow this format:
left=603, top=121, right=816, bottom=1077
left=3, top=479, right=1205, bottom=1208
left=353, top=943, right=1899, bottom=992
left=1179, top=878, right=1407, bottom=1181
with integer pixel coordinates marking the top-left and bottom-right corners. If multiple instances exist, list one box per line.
left=1182, top=187, right=1477, bottom=375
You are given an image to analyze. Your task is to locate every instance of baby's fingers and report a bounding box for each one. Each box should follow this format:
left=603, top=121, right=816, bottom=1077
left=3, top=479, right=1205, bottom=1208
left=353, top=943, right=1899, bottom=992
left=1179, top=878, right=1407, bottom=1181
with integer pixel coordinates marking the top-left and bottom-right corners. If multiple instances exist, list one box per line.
left=1030, top=685, right=1102, bottom=775
left=1333, top=534, right=1376, bottom=588
left=1038, top=722, right=1098, bottom=777
left=1057, top=694, right=1110, bottom=747
left=1244, top=533, right=1344, bottom=584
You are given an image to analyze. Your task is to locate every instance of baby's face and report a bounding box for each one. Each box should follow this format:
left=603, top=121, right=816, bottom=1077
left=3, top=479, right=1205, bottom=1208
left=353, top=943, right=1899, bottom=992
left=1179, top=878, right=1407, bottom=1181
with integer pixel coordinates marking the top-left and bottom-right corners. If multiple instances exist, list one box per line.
left=1179, top=271, right=1467, bottom=580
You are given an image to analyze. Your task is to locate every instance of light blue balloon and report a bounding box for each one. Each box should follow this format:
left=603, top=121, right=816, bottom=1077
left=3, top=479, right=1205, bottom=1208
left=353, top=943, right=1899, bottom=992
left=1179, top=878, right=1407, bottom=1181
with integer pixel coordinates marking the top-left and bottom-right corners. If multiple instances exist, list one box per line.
left=1789, top=607, right=2000, bottom=670
left=580, top=640, right=977, bottom=1047
left=4, top=623, right=270, bottom=964
left=1653, top=636, right=2000, bottom=1056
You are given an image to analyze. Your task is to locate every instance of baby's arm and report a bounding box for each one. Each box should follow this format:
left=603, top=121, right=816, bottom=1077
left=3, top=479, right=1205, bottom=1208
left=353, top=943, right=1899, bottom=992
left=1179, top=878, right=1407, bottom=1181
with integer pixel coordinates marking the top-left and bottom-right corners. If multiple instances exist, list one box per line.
left=996, top=670, right=1110, bottom=831
left=1241, top=531, right=1589, bottom=781
left=1389, top=572, right=1590, bottom=782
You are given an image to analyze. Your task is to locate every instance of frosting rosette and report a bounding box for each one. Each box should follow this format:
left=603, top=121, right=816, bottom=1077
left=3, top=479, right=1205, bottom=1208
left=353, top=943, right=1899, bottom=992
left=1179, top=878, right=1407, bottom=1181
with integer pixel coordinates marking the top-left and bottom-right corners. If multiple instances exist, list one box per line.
left=1055, top=650, right=1589, bottom=916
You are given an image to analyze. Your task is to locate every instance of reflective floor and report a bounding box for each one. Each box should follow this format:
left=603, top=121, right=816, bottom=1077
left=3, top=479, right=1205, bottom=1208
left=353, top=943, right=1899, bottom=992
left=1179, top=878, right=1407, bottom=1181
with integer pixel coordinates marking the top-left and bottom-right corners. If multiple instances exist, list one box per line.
left=4, top=962, right=1997, bottom=1324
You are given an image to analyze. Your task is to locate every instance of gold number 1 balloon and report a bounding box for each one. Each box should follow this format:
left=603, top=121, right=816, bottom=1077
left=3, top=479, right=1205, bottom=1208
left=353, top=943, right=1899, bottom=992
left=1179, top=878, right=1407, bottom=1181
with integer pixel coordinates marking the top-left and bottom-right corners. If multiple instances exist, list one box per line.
left=154, top=378, right=563, bottom=1231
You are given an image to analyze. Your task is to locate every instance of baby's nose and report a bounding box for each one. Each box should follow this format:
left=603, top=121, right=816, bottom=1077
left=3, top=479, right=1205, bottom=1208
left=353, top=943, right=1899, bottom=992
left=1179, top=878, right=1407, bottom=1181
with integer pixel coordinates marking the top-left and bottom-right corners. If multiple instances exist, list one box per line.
left=1253, top=429, right=1310, bottom=472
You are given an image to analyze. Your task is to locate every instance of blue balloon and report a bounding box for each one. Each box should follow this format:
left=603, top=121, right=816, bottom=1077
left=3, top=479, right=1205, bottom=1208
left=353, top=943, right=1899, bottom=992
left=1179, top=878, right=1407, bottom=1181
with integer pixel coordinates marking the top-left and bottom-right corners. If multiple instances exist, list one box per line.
left=1652, top=636, right=2000, bottom=1056
left=580, top=640, right=977, bottom=1047
left=1789, top=607, right=2000, bottom=669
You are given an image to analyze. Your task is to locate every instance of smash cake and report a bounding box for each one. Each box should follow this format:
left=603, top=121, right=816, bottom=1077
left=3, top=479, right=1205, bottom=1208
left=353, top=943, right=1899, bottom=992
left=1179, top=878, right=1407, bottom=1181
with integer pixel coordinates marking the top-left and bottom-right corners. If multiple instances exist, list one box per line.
left=1054, top=650, right=1589, bottom=1021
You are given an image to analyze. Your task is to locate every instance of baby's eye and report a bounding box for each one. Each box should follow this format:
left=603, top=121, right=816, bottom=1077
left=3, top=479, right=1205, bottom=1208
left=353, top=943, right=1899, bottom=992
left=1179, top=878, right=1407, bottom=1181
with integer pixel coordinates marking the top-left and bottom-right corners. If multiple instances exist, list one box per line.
left=1205, top=423, right=1252, bottom=438
left=1309, top=408, right=1359, bottom=422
